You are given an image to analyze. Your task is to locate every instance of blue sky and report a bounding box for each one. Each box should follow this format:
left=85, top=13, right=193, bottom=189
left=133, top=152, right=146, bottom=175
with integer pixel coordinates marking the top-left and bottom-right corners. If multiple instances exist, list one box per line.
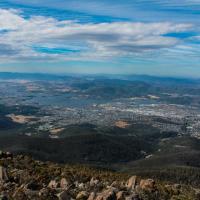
left=0, top=0, right=200, bottom=77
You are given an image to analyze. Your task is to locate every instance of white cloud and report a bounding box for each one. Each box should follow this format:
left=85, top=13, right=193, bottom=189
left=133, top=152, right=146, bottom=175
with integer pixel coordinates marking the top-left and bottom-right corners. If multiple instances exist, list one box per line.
left=0, top=8, right=194, bottom=62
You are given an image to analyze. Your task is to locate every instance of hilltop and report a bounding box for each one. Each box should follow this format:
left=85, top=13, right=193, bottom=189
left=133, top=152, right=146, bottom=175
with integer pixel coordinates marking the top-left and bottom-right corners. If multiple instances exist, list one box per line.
left=0, top=151, right=199, bottom=200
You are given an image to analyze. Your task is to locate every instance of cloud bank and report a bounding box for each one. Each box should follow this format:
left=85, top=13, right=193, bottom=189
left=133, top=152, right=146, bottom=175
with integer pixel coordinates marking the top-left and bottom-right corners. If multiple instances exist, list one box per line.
left=0, top=8, right=194, bottom=62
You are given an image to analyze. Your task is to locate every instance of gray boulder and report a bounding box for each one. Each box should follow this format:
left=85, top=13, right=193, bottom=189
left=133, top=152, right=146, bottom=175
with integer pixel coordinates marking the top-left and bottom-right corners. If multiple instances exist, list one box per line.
left=0, top=166, right=9, bottom=184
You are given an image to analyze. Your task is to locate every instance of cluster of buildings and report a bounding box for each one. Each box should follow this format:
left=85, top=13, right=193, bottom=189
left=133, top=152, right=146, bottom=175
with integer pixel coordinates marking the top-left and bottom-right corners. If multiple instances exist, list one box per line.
left=1, top=80, right=200, bottom=139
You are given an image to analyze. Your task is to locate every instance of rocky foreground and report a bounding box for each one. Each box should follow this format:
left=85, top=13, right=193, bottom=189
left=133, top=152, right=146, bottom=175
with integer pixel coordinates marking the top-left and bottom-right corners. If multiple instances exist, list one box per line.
left=0, top=151, right=199, bottom=200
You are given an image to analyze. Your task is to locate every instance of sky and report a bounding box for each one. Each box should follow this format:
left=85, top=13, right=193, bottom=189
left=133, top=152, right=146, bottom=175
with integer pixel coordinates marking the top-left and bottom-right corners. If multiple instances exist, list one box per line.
left=0, top=0, right=200, bottom=77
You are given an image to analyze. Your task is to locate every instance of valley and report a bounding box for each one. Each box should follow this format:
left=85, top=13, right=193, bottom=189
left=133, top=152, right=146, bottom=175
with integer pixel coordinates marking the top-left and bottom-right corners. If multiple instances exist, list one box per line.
left=1, top=73, right=200, bottom=186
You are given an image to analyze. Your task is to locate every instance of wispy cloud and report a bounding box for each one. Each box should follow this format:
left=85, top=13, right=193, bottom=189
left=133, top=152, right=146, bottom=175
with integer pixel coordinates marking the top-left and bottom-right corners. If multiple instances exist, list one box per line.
left=5, top=0, right=200, bottom=23
left=0, top=8, right=194, bottom=62
left=0, top=1, right=200, bottom=76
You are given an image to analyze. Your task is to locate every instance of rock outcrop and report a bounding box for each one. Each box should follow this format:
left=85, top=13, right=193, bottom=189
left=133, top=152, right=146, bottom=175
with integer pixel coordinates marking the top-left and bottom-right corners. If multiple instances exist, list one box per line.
left=0, top=151, right=198, bottom=200
left=126, top=176, right=137, bottom=190
left=139, top=179, right=155, bottom=191
left=0, top=166, right=9, bottom=183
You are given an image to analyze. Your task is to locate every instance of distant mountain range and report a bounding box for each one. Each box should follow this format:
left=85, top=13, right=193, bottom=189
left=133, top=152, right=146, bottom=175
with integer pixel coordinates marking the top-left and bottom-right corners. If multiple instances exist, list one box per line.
left=0, top=72, right=199, bottom=84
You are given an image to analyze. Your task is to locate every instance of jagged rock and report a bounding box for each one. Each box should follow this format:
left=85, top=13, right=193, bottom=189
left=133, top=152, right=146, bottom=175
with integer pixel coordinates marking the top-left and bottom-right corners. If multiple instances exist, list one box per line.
left=96, top=188, right=116, bottom=200
left=0, top=166, right=9, bottom=183
left=57, top=190, right=71, bottom=200
left=116, top=191, right=125, bottom=200
left=90, top=178, right=99, bottom=187
left=110, top=181, right=119, bottom=188
left=139, top=179, right=155, bottom=191
left=88, top=192, right=96, bottom=200
left=78, top=183, right=85, bottom=190
left=61, top=178, right=69, bottom=189
left=126, top=176, right=137, bottom=190
left=76, top=191, right=89, bottom=200
left=106, top=186, right=119, bottom=193
left=48, top=180, right=58, bottom=189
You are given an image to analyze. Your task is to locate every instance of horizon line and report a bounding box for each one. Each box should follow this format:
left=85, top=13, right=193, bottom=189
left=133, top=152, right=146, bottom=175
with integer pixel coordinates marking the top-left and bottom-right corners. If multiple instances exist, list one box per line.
left=0, top=71, right=199, bottom=80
